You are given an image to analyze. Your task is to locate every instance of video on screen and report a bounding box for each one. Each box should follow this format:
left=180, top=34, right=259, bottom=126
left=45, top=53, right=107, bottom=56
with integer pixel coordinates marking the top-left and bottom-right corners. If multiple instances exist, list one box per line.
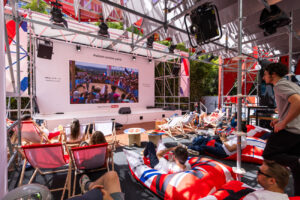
left=69, top=60, right=138, bottom=104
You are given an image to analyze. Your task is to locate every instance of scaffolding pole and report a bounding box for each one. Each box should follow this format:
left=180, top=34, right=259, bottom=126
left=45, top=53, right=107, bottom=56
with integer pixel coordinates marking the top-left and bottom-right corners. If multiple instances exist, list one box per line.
left=0, top=0, right=8, bottom=197
left=234, top=0, right=246, bottom=181
left=289, top=11, right=293, bottom=73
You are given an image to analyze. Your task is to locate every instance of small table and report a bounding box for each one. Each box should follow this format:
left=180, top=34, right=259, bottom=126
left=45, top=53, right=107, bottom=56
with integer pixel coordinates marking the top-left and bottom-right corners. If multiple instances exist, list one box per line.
left=124, top=128, right=145, bottom=146
left=145, top=129, right=166, bottom=146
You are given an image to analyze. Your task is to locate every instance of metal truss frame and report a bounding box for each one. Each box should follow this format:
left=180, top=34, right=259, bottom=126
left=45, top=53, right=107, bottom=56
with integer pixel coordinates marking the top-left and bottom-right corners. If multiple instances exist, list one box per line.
left=154, top=59, right=190, bottom=111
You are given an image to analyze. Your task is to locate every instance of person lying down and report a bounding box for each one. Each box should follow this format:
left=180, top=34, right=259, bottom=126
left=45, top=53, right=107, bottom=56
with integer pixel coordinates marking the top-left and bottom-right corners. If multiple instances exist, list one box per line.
left=188, top=133, right=247, bottom=158
left=144, top=141, right=191, bottom=174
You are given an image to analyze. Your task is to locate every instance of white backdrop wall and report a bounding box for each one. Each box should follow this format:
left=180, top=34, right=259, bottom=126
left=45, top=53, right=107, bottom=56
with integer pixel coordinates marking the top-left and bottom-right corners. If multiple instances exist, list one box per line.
left=36, top=40, right=154, bottom=114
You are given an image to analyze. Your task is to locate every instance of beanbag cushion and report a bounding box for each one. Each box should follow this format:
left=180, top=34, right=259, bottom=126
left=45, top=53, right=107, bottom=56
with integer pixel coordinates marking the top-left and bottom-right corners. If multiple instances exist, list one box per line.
left=124, top=149, right=236, bottom=200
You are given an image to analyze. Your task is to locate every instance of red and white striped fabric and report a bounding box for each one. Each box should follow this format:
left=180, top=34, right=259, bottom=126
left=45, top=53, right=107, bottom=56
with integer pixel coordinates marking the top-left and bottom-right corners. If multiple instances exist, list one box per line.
left=200, top=180, right=300, bottom=200
left=180, top=52, right=190, bottom=97
left=246, top=125, right=271, bottom=138
left=124, top=150, right=236, bottom=200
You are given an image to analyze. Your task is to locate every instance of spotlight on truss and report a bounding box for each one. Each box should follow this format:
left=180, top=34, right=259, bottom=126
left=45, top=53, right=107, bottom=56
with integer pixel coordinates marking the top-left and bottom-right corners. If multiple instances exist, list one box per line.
left=98, top=22, right=109, bottom=37
left=50, top=0, right=68, bottom=28
left=147, top=35, right=155, bottom=48
left=169, top=44, right=177, bottom=54
left=259, top=5, right=291, bottom=36
left=204, top=55, right=216, bottom=62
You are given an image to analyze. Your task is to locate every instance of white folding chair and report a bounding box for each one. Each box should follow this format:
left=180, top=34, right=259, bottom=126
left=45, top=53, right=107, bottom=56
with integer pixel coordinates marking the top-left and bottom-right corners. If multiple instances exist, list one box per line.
left=93, top=120, right=117, bottom=150
left=64, top=123, right=89, bottom=142
left=180, top=113, right=196, bottom=133
left=158, top=116, right=184, bottom=140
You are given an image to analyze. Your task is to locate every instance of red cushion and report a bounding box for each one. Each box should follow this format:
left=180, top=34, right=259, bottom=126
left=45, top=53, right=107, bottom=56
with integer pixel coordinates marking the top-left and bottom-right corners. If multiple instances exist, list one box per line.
left=48, top=131, right=60, bottom=140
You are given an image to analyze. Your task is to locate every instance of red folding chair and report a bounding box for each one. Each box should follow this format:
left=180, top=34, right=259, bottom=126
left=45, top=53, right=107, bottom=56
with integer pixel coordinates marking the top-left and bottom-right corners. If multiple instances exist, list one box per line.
left=19, top=143, right=71, bottom=200
left=70, top=143, right=114, bottom=196
left=20, top=121, right=50, bottom=144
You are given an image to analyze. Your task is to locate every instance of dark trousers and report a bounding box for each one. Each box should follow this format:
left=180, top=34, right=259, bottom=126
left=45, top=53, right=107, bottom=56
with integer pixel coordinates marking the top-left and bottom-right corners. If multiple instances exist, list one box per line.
left=263, top=129, right=300, bottom=195
left=203, top=142, right=228, bottom=158
left=144, top=142, right=159, bottom=168
left=68, top=188, right=103, bottom=200
left=189, top=135, right=211, bottom=153
left=189, top=135, right=227, bottom=158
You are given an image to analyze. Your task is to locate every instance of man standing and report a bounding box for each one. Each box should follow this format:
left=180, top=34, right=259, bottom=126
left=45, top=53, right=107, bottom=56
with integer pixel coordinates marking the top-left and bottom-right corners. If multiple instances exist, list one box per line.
left=262, top=62, right=300, bottom=195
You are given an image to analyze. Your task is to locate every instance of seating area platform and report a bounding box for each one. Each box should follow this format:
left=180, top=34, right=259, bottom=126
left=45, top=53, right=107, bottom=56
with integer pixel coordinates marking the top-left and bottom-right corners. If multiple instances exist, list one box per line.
left=7, top=121, right=296, bottom=199
left=33, top=108, right=181, bottom=130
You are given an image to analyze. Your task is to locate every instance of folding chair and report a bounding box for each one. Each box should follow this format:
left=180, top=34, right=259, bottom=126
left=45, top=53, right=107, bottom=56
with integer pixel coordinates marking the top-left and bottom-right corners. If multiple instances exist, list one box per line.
left=179, top=113, right=196, bottom=133
left=11, top=120, right=50, bottom=145
left=158, top=116, right=184, bottom=140
left=203, top=112, right=225, bottom=127
left=18, top=143, right=71, bottom=200
left=70, top=143, right=113, bottom=196
left=93, top=120, right=117, bottom=150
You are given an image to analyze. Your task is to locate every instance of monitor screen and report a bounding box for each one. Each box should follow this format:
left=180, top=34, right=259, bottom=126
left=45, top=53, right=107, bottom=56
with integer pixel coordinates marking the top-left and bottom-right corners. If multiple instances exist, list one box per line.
left=69, top=60, right=138, bottom=104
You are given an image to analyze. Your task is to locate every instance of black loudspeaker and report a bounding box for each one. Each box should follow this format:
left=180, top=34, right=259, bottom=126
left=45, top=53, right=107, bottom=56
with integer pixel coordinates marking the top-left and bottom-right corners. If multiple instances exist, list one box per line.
left=37, top=39, right=53, bottom=60
left=119, top=107, right=131, bottom=114
left=146, top=106, right=156, bottom=109
left=172, top=66, right=180, bottom=76
left=163, top=106, right=176, bottom=110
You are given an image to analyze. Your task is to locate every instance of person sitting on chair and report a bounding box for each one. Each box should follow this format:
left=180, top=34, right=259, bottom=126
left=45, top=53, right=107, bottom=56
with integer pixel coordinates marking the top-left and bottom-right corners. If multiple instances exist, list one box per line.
left=144, top=142, right=191, bottom=174
left=66, top=119, right=85, bottom=145
left=80, top=131, right=113, bottom=158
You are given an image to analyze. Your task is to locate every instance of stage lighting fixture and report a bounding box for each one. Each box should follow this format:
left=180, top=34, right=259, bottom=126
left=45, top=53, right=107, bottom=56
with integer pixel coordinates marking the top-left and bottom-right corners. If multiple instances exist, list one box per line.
left=98, top=22, right=109, bottom=37
left=76, top=45, right=81, bottom=52
left=169, top=44, right=177, bottom=53
left=204, top=55, right=216, bottom=62
left=259, top=5, right=291, bottom=36
left=184, top=2, right=222, bottom=47
left=148, top=59, right=152, bottom=63
left=209, top=55, right=216, bottom=62
left=50, top=0, right=68, bottom=28
left=132, top=56, right=136, bottom=61
left=147, top=35, right=155, bottom=48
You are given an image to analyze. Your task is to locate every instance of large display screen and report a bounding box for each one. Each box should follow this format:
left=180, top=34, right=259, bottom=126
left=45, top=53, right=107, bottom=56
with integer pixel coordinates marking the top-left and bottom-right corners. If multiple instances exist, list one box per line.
left=69, top=60, right=138, bottom=104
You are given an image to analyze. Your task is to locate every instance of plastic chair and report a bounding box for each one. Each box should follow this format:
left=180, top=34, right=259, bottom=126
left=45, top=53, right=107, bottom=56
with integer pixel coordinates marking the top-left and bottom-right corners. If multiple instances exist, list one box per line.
left=70, top=143, right=113, bottom=196
left=2, top=184, right=52, bottom=200
left=18, top=143, right=71, bottom=200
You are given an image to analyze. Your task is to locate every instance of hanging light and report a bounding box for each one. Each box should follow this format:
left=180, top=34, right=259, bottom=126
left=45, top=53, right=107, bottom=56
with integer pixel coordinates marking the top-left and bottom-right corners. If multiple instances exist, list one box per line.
left=147, top=35, right=155, bottom=48
left=169, top=44, right=177, bottom=53
left=76, top=45, right=81, bottom=52
left=50, top=0, right=68, bottom=28
left=98, top=22, right=109, bottom=37
left=132, top=56, right=136, bottom=61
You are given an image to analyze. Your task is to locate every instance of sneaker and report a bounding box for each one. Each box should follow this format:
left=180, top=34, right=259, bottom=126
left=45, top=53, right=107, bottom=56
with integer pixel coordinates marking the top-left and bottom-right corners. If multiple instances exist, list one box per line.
left=178, top=143, right=187, bottom=149
left=187, top=149, right=199, bottom=156
left=79, top=174, right=91, bottom=194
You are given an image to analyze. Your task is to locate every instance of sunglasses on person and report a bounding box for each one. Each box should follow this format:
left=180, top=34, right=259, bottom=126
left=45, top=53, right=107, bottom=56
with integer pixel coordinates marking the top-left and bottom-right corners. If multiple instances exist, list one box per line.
left=257, top=169, right=272, bottom=178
